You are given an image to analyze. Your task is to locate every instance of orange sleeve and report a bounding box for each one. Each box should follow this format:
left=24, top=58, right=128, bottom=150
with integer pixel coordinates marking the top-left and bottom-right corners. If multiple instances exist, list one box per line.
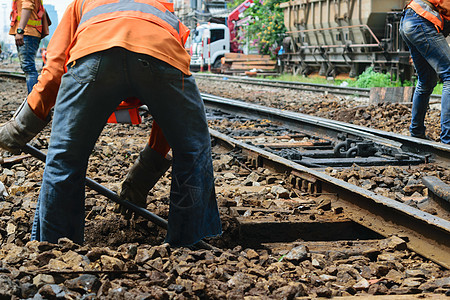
left=148, top=122, right=171, bottom=157
left=27, top=1, right=81, bottom=120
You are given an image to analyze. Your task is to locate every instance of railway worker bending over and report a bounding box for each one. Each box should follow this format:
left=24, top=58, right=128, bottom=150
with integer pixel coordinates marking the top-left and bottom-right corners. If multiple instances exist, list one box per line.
left=0, top=0, right=222, bottom=247
left=400, top=0, right=450, bottom=143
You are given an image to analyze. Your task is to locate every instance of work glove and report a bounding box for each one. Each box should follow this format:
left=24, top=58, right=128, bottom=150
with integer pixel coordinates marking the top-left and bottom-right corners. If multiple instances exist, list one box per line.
left=117, top=144, right=172, bottom=219
left=0, top=99, right=51, bottom=154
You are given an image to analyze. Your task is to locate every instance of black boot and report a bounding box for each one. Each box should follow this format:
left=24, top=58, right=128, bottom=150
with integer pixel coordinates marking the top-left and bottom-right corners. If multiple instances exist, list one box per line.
left=118, top=144, right=172, bottom=218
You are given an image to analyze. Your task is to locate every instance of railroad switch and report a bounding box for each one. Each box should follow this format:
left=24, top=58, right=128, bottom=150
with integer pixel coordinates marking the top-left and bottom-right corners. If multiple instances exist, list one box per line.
left=334, top=139, right=377, bottom=158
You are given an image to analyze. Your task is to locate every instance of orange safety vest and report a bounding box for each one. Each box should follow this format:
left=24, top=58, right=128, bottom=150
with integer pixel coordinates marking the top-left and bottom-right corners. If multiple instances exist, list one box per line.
left=408, top=0, right=445, bottom=31
left=10, top=0, right=45, bottom=32
left=76, top=0, right=190, bottom=46
left=108, top=97, right=142, bottom=125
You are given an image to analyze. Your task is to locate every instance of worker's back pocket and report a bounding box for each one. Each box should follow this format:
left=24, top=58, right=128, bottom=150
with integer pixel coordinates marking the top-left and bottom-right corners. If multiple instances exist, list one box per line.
left=151, top=58, right=183, bottom=81
left=67, top=52, right=102, bottom=84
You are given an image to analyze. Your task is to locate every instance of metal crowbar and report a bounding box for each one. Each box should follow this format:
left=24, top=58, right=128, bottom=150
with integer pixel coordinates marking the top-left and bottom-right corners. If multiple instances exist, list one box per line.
left=23, top=144, right=218, bottom=251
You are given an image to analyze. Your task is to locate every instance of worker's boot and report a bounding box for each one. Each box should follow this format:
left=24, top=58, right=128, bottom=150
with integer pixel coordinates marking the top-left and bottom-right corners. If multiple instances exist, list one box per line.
left=118, top=144, right=172, bottom=218
left=0, top=99, right=51, bottom=154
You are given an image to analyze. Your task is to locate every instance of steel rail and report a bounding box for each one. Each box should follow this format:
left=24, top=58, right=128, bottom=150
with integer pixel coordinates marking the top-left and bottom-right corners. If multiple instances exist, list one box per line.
left=202, top=93, right=450, bottom=165
left=23, top=144, right=216, bottom=251
left=209, top=128, right=450, bottom=269
left=0, top=70, right=27, bottom=79
left=195, top=73, right=370, bottom=97
left=194, top=73, right=442, bottom=101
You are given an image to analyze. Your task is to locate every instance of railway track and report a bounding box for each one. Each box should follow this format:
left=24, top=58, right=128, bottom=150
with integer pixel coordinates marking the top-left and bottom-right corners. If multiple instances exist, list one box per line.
left=1, top=69, right=450, bottom=298
left=0, top=70, right=26, bottom=79
left=202, top=93, right=450, bottom=269
left=3, top=70, right=450, bottom=266
left=202, top=93, right=450, bottom=165
left=194, top=72, right=443, bottom=102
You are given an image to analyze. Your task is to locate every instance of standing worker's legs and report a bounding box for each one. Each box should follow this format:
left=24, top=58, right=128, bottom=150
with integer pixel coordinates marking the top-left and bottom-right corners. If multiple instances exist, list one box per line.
left=400, top=9, right=450, bottom=143
left=408, top=51, right=437, bottom=138
left=16, top=35, right=40, bottom=94
left=128, top=53, right=222, bottom=247
left=31, top=50, right=126, bottom=244
left=441, top=81, right=450, bottom=143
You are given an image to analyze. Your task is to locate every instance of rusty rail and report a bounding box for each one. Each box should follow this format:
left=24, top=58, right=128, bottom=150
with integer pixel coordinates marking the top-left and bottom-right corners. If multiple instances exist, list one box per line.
left=210, top=129, right=450, bottom=269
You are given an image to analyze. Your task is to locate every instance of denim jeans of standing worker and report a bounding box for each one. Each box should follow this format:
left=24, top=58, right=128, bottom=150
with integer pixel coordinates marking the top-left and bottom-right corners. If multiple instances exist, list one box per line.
left=31, top=47, right=222, bottom=247
left=16, top=35, right=40, bottom=94
left=399, top=8, right=450, bottom=144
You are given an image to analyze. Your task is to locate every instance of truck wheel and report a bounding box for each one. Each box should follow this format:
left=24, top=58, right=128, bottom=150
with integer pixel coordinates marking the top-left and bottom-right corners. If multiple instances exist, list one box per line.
left=213, top=58, right=222, bottom=69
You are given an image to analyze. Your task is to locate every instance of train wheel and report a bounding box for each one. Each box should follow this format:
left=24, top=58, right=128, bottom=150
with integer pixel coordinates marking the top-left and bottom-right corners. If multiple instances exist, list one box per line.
left=213, top=58, right=222, bottom=69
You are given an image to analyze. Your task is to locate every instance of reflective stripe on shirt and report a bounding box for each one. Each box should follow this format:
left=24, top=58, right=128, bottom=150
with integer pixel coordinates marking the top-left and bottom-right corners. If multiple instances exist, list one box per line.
left=17, top=15, right=42, bottom=27
left=79, top=0, right=180, bottom=34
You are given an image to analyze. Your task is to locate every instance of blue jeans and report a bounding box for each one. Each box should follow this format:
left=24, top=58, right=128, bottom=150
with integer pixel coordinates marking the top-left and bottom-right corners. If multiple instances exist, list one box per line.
left=31, top=47, right=222, bottom=246
left=16, top=35, right=40, bottom=94
left=399, top=9, right=450, bottom=143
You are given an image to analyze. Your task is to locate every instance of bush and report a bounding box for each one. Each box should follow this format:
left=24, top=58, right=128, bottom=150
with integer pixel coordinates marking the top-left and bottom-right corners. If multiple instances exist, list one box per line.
left=348, top=67, right=400, bottom=88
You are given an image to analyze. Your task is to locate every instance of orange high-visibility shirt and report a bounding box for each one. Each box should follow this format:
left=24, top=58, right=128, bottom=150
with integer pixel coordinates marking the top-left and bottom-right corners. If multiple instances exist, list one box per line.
left=408, top=0, right=450, bottom=31
left=9, top=0, right=43, bottom=38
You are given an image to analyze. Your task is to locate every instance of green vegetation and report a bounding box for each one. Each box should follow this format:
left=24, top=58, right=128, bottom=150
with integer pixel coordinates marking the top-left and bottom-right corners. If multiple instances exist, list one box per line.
left=227, top=0, right=244, bottom=9
left=242, top=0, right=286, bottom=57
left=227, top=0, right=286, bottom=57
left=433, top=83, right=443, bottom=95
left=346, top=68, right=402, bottom=88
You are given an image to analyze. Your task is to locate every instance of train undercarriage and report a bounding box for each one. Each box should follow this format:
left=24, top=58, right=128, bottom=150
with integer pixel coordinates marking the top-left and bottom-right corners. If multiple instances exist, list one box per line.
left=278, top=42, right=414, bottom=81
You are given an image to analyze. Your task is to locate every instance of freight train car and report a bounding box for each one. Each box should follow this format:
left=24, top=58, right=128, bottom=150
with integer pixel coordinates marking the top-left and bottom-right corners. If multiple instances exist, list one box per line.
left=279, top=0, right=414, bottom=80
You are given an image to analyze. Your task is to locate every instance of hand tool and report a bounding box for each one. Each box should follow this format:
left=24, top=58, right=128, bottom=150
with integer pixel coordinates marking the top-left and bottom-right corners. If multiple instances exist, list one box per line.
left=23, top=144, right=217, bottom=251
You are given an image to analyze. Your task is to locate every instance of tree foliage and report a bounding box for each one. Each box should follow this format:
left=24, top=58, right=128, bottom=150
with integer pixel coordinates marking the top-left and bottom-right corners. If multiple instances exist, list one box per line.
left=243, top=0, right=286, bottom=56
left=228, top=0, right=245, bottom=9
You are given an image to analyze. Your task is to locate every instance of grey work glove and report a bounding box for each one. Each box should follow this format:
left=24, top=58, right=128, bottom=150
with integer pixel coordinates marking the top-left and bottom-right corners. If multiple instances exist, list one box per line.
left=0, top=99, right=51, bottom=154
left=117, top=144, right=172, bottom=219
